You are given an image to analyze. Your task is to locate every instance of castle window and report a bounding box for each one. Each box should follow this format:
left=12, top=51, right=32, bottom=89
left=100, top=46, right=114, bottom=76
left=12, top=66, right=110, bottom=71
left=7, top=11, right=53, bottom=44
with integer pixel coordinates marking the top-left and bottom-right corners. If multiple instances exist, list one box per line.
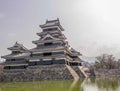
left=43, top=52, right=52, bottom=56
left=11, top=59, right=15, bottom=61
left=12, top=51, right=20, bottom=54
left=44, top=42, right=53, bottom=46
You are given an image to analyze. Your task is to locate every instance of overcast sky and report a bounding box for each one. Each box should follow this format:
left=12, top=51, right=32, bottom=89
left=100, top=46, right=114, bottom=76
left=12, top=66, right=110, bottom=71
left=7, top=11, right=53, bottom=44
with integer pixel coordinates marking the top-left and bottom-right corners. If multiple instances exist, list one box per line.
left=0, top=0, right=120, bottom=60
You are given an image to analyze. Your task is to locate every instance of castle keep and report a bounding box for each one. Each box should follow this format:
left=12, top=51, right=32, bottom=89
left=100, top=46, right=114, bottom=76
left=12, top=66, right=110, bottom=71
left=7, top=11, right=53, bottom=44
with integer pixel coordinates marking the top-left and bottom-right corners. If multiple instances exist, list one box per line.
left=1, top=19, right=88, bottom=80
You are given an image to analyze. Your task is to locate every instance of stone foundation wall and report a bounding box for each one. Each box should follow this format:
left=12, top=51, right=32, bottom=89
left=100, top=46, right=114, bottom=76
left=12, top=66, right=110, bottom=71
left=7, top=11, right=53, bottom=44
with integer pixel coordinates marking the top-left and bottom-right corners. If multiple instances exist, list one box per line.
left=0, top=64, right=73, bottom=82
left=0, top=65, right=3, bottom=73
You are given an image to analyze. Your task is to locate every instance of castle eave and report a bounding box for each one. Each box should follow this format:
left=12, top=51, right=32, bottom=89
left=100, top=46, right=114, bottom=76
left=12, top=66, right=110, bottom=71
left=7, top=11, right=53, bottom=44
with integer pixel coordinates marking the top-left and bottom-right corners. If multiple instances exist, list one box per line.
left=30, top=47, right=65, bottom=52
left=40, top=24, right=64, bottom=31
left=37, top=29, right=61, bottom=36
left=32, top=39, right=66, bottom=44
left=4, top=63, right=28, bottom=67
left=26, top=55, right=66, bottom=59
left=1, top=53, right=30, bottom=59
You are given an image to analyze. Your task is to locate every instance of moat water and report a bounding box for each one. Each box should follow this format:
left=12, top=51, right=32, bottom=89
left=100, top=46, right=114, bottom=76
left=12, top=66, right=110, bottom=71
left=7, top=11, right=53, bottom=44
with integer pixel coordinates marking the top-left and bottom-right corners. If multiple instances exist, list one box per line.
left=0, top=78, right=120, bottom=91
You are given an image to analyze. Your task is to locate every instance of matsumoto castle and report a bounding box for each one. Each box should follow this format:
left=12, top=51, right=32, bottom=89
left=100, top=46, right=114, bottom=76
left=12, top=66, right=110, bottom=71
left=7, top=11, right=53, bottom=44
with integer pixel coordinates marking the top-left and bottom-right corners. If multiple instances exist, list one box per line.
left=1, top=19, right=83, bottom=70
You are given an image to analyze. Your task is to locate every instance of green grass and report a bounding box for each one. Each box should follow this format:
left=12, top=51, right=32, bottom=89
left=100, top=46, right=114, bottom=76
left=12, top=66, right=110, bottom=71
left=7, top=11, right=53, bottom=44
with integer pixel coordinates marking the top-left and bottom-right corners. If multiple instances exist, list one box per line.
left=0, top=78, right=120, bottom=91
left=0, top=80, right=75, bottom=91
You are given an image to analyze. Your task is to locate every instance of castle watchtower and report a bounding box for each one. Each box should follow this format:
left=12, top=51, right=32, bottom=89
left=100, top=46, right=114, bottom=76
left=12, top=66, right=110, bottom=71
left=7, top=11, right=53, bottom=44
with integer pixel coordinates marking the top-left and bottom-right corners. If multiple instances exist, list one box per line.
left=1, top=42, right=29, bottom=69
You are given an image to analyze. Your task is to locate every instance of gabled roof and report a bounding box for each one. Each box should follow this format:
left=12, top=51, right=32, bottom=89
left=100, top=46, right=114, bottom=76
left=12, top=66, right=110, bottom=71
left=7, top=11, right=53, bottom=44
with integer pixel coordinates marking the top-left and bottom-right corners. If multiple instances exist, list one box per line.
left=32, top=33, right=65, bottom=44
left=46, top=18, right=60, bottom=24
left=7, top=42, right=28, bottom=51
left=37, top=31, right=67, bottom=40
left=40, top=18, right=64, bottom=31
left=41, top=33, right=59, bottom=41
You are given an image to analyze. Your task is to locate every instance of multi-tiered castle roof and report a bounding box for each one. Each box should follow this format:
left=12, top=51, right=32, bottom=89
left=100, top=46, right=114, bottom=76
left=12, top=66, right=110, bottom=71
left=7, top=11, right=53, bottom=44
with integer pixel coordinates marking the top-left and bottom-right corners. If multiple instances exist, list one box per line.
left=1, top=42, right=29, bottom=69
left=1, top=19, right=82, bottom=70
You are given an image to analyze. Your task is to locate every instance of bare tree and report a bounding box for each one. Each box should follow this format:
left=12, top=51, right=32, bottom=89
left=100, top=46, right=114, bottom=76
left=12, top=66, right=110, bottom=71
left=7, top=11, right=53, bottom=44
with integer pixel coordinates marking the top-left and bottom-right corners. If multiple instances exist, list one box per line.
left=95, top=54, right=118, bottom=69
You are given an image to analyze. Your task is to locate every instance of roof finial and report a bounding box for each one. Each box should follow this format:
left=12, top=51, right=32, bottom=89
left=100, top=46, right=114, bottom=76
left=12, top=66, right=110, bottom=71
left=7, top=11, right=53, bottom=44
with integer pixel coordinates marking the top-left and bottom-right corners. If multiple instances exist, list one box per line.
left=57, top=18, right=59, bottom=20
left=15, top=41, right=18, bottom=44
left=46, top=19, right=48, bottom=23
left=57, top=18, right=60, bottom=23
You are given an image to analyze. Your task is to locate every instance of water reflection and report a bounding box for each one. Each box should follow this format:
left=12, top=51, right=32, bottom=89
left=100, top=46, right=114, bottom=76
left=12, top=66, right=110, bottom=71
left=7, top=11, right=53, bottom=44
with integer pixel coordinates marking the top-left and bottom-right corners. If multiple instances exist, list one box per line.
left=69, top=78, right=89, bottom=91
left=69, top=78, right=81, bottom=91
left=82, top=78, right=120, bottom=91
left=69, top=78, right=120, bottom=91
left=0, top=78, right=120, bottom=91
